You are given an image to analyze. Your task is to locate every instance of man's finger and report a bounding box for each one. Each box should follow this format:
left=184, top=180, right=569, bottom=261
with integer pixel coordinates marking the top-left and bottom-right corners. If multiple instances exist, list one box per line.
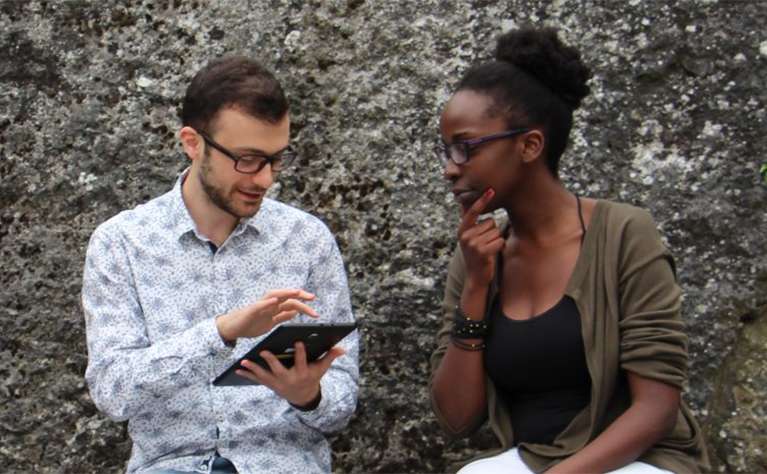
left=239, top=360, right=277, bottom=387
left=293, top=341, right=308, bottom=372
left=235, top=367, right=262, bottom=384
left=249, top=296, right=280, bottom=313
left=272, top=310, right=300, bottom=325
left=259, top=350, right=289, bottom=377
left=313, top=346, right=345, bottom=374
left=460, top=188, right=495, bottom=229
left=264, top=288, right=316, bottom=302
left=278, top=299, right=319, bottom=318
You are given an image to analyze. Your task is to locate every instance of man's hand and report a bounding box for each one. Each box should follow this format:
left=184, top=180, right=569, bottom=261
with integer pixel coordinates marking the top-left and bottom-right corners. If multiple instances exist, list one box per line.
left=236, top=341, right=345, bottom=408
left=216, top=289, right=318, bottom=343
left=458, top=188, right=505, bottom=288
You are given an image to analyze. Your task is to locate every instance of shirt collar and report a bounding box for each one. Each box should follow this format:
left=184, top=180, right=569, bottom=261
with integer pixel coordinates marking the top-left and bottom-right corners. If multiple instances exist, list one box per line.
left=167, top=170, right=197, bottom=240
left=167, top=169, right=268, bottom=241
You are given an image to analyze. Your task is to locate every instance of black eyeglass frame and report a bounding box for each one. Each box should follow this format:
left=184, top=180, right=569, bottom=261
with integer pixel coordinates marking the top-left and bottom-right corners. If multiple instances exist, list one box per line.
left=437, top=128, right=531, bottom=166
left=197, top=130, right=297, bottom=174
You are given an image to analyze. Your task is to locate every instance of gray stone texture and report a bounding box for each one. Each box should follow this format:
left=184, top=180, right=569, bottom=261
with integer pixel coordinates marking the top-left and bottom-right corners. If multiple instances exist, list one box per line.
left=1, top=0, right=765, bottom=472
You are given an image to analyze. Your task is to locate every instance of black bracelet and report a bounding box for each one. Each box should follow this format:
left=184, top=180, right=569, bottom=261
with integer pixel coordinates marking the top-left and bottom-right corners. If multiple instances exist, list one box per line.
left=450, top=336, right=486, bottom=351
left=451, top=305, right=488, bottom=339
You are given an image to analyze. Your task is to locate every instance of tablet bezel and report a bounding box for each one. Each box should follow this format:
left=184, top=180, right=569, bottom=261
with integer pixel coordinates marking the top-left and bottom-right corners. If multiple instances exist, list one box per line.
left=212, top=322, right=357, bottom=387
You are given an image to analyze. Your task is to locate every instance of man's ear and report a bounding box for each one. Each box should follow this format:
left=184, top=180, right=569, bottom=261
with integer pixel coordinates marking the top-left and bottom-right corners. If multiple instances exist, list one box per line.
left=179, top=126, right=202, bottom=161
left=520, top=129, right=545, bottom=164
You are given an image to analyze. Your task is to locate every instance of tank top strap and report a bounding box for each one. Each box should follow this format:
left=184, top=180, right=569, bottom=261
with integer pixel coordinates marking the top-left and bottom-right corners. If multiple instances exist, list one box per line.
left=576, top=195, right=586, bottom=247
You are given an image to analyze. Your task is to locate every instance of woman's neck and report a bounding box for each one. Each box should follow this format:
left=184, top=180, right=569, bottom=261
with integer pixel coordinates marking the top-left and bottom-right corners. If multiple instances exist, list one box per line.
left=503, top=171, right=579, bottom=248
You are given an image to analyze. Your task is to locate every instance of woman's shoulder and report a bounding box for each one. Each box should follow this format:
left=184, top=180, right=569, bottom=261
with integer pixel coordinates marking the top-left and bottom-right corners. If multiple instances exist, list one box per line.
left=590, top=199, right=673, bottom=272
left=593, top=199, right=660, bottom=236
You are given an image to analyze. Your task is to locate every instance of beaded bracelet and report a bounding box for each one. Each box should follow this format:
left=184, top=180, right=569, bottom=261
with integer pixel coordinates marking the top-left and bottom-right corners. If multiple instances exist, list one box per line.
left=450, top=336, right=486, bottom=351
left=451, top=305, right=489, bottom=339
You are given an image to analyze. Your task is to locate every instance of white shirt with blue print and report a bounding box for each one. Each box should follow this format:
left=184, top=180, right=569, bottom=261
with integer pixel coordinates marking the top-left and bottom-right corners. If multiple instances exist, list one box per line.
left=82, top=173, right=359, bottom=473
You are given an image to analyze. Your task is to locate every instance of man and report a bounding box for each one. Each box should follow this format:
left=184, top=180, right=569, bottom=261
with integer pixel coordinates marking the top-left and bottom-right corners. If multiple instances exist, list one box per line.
left=82, top=56, right=359, bottom=474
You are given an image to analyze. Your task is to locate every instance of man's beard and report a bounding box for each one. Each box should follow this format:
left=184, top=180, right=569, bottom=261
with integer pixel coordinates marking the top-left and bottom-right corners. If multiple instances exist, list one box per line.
left=198, top=152, right=261, bottom=219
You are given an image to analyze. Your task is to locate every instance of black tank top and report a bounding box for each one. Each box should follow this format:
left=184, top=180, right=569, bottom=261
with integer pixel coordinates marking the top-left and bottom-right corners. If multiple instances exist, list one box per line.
left=484, top=196, right=592, bottom=445
left=484, top=296, right=592, bottom=445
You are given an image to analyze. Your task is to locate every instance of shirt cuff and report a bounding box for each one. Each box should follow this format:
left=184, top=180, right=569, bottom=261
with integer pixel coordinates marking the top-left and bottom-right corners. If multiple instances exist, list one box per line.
left=199, top=316, right=235, bottom=356
left=294, top=382, right=331, bottom=420
left=289, top=389, right=322, bottom=411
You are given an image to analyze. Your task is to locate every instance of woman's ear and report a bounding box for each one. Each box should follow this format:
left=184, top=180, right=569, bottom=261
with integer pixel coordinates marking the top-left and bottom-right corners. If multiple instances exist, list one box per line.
left=520, top=129, right=545, bottom=164
left=179, top=126, right=202, bottom=161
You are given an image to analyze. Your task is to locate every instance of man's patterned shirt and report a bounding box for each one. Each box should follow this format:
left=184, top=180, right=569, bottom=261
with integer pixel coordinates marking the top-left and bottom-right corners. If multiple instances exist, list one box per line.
left=82, top=174, right=359, bottom=473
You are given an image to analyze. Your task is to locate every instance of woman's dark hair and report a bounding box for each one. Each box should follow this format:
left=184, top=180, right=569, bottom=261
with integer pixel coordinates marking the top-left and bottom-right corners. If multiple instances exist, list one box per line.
left=181, top=56, right=288, bottom=133
left=457, top=27, right=591, bottom=177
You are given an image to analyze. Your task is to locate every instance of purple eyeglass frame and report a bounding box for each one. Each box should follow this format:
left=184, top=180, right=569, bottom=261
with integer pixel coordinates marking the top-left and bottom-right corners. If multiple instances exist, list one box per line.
left=437, top=128, right=530, bottom=165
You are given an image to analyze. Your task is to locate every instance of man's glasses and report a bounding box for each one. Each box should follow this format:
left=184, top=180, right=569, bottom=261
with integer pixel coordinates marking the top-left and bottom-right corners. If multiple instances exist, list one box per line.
left=198, top=131, right=297, bottom=174
left=435, top=128, right=530, bottom=166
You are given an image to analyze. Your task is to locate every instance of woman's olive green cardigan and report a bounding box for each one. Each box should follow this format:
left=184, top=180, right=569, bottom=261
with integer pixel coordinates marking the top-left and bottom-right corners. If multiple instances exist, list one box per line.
left=430, top=200, right=709, bottom=473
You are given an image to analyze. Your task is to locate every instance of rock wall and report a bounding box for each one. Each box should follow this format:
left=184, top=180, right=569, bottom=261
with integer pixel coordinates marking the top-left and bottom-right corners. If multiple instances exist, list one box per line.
left=1, top=0, right=765, bottom=472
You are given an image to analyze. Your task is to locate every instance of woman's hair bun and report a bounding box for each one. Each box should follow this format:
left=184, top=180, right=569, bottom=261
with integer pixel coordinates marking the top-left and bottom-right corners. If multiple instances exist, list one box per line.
left=495, top=27, right=591, bottom=109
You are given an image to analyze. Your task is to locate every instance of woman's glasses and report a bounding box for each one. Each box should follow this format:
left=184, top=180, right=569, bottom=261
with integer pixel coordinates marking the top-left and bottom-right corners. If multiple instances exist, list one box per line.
left=435, top=128, right=530, bottom=166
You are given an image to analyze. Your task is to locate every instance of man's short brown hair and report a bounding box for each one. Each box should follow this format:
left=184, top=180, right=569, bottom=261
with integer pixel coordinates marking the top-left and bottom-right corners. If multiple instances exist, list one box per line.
left=180, top=56, right=288, bottom=133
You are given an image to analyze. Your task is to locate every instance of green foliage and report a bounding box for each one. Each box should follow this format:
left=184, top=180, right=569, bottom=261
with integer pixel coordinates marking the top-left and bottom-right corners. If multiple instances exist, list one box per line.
left=762, top=163, right=767, bottom=184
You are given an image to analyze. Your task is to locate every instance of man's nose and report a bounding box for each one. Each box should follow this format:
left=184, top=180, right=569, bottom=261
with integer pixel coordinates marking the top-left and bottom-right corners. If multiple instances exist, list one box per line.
left=251, top=164, right=275, bottom=188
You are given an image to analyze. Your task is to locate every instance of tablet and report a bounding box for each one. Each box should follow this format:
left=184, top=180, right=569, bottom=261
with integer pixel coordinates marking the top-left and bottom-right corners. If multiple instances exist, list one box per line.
left=212, top=322, right=357, bottom=386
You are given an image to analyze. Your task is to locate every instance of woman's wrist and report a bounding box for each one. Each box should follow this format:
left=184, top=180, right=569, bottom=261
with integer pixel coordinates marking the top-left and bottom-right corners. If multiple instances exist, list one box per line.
left=463, top=275, right=491, bottom=292
left=460, top=281, right=489, bottom=321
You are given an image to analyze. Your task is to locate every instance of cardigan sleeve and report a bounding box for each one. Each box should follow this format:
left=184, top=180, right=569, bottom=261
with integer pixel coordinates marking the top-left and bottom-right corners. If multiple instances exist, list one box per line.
left=428, top=245, right=489, bottom=437
left=430, top=244, right=465, bottom=372
left=617, top=208, right=689, bottom=389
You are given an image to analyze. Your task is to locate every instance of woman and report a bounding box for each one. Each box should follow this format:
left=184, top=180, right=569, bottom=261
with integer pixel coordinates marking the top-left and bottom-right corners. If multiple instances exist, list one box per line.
left=429, top=27, right=709, bottom=473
